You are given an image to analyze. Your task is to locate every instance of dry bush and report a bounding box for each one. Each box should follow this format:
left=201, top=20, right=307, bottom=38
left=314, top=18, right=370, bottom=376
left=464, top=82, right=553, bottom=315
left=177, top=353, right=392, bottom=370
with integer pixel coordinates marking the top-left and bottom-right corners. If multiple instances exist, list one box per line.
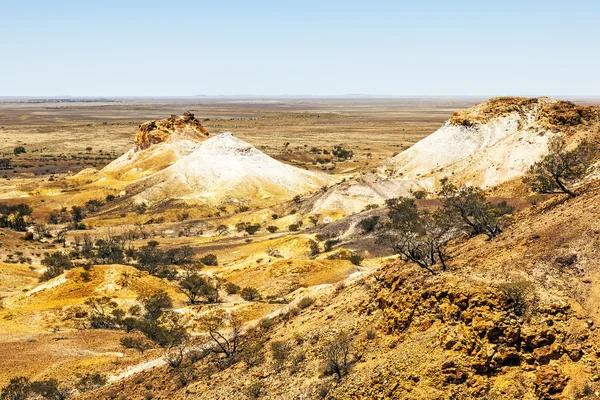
left=322, top=331, right=353, bottom=380
left=499, top=280, right=536, bottom=317
left=270, top=340, right=292, bottom=369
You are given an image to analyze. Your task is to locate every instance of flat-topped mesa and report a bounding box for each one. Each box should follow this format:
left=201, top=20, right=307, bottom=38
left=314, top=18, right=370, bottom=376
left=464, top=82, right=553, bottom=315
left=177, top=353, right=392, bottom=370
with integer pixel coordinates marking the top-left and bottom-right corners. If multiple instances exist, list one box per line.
left=135, top=111, right=209, bottom=150
left=449, top=96, right=600, bottom=129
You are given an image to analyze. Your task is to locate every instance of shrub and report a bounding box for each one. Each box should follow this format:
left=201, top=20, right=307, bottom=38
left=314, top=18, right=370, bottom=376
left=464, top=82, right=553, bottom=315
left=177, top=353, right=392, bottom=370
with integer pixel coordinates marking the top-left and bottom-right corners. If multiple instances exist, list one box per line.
left=29, top=379, right=70, bottom=400
left=308, top=240, right=320, bottom=257
left=225, top=282, right=241, bottom=295
left=76, top=373, right=106, bottom=392
left=267, top=247, right=283, bottom=258
left=121, top=336, right=151, bottom=354
left=358, top=216, right=380, bottom=234
left=298, top=297, right=314, bottom=310
left=288, top=223, right=300, bottom=232
left=411, top=189, right=428, bottom=199
left=85, top=199, right=103, bottom=213
left=135, top=202, right=148, bottom=214
left=241, top=343, right=265, bottom=368
left=13, top=146, right=26, bottom=155
left=1, top=376, right=30, bottom=400
left=332, top=144, right=353, bottom=160
left=349, top=254, right=363, bottom=266
left=244, top=224, right=261, bottom=235
left=499, top=280, right=535, bottom=317
left=244, top=381, right=264, bottom=400
left=200, top=254, right=218, bottom=266
left=324, top=239, right=340, bottom=252
left=365, top=328, right=376, bottom=340
left=271, top=340, right=292, bottom=368
left=259, top=318, right=275, bottom=330
left=80, top=270, right=91, bottom=282
left=266, top=226, right=279, bottom=233
left=241, top=287, right=261, bottom=301
left=40, top=252, right=73, bottom=281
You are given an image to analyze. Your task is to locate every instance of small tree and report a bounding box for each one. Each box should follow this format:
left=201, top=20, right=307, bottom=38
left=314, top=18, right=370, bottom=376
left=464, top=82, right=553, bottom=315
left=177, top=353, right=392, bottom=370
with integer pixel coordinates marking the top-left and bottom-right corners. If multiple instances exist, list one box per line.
left=70, top=206, right=86, bottom=229
left=379, top=197, right=457, bottom=274
left=40, top=252, right=73, bottom=281
left=523, top=136, right=596, bottom=197
left=197, top=309, right=246, bottom=363
left=84, top=296, right=119, bottom=328
left=438, top=180, right=513, bottom=239
left=323, top=330, right=352, bottom=380
left=139, top=290, right=173, bottom=321
left=120, top=336, right=152, bottom=354
left=178, top=273, right=218, bottom=304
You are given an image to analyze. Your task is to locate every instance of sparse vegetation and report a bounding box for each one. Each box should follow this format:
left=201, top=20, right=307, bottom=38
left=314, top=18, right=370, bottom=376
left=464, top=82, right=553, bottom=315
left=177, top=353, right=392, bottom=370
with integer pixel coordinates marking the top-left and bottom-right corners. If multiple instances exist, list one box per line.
left=499, top=280, right=535, bottom=317
left=196, top=309, right=247, bottom=364
left=358, top=215, right=380, bottom=234
left=0, top=203, right=32, bottom=231
left=523, top=136, right=597, bottom=197
left=438, top=179, right=513, bottom=239
left=13, top=146, right=26, bottom=155
left=322, top=330, right=352, bottom=380
left=40, top=252, right=73, bottom=281
left=379, top=197, right=457, bottom=274
left=241, top=287, right=261, bottom=301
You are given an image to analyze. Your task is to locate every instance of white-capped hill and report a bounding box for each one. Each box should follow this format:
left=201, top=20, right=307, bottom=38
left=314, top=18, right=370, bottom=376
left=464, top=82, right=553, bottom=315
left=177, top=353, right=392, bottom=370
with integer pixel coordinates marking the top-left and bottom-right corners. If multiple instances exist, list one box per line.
left=307, top=97, right=600, bottom=219
left=101, top=112, right=209, bottom=181
left=382, top=97, right=600, bottom=189
left=128, top=132, right=339, bottom=206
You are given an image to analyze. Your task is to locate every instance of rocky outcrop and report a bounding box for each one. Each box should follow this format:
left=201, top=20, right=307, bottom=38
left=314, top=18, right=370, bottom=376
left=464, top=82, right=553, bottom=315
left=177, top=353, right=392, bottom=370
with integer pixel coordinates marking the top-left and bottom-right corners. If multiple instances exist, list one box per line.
left=368, top=266, right=595, bottom=398
left=135, top=111, right=209, bottom=150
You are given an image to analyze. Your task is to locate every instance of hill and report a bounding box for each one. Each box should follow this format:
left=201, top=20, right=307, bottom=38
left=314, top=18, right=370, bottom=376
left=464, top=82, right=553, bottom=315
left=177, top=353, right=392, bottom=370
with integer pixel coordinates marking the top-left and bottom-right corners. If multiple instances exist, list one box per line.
left=100, top=112, right=210, bottom=181
left=305, top=97, right=600, bottom=219
left=126, top=132, right=339, bottom=207
left=81, top=173, right=600, bottom=400
left=384, top=97, right=600, bottom=190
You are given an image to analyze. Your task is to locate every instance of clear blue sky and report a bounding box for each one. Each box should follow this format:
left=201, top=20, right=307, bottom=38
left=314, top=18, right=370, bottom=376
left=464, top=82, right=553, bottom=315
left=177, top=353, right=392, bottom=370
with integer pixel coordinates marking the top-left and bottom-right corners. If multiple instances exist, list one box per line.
left=1, top=0, right=599, bottom=97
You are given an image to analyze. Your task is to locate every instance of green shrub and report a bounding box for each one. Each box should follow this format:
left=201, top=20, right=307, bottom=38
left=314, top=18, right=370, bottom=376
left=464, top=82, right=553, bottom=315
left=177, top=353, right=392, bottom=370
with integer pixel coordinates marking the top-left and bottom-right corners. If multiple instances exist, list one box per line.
left=241, top=287, right=261, bottom=301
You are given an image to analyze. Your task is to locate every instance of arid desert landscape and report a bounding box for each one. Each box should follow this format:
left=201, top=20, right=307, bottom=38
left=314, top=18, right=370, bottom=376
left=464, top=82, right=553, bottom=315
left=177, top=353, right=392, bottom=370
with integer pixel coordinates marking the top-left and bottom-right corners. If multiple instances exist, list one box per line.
left=1, top=96, right=600, bottom=399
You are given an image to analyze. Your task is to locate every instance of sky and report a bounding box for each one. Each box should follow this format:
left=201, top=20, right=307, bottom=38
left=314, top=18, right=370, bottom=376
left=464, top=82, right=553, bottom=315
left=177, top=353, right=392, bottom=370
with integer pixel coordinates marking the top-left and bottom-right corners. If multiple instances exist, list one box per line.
left=1, top=0, right=599, bottom=97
